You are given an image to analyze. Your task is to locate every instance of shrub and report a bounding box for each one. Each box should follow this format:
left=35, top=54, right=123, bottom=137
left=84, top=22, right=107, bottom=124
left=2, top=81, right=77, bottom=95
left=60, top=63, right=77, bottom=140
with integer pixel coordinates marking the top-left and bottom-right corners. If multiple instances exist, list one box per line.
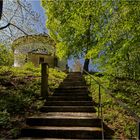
left=5, top=93, right=31, bottom=114
left=0, top=66, right=12, bottom=76
left=0, top=65, right=66, bottom=139
left=0, top=44, right=14, bottom=66
left=0, top=110, right=11, bottom=128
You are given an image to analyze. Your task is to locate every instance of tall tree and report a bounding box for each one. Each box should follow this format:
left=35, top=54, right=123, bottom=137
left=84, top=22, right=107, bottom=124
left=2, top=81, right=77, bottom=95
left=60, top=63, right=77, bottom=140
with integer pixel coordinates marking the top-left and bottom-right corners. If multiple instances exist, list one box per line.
left=88, top=0, right=140, bottom=79
left=84, top=0, right=140, bottom=118
left=41, top=0, right=107, bottom=71
left=42, top=0, right=139, bottom=75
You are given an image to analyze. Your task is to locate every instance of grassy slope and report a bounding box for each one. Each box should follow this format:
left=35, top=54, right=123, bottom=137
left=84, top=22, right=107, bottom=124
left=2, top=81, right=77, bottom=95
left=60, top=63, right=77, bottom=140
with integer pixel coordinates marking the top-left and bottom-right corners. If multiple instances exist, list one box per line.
left=0, top=63, right=66, bottom=139
left=85, top=74, right=138, bottom=139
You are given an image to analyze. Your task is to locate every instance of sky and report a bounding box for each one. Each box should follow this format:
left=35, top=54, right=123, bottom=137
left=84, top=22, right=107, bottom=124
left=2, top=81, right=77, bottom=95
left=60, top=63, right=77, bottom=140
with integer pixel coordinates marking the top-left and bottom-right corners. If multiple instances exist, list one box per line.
left=30, top=0, right=48, bottom=33
left=0, top=0, right=48, bottom=43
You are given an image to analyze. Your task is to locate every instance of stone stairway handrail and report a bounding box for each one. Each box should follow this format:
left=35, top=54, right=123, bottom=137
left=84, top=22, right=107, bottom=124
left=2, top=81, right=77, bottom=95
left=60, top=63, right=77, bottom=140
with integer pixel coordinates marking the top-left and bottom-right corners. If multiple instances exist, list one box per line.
left=83, top=70, right=140, bottom=122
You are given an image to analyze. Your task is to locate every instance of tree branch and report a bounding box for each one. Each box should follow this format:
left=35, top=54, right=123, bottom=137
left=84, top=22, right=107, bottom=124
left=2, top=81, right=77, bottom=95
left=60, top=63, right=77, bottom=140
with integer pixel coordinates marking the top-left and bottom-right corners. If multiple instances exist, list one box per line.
left=0, top=22, right=28, bottom=35
left=10, top=23, right=28, bottom=35
left=0, top=23, right=10, bottom=30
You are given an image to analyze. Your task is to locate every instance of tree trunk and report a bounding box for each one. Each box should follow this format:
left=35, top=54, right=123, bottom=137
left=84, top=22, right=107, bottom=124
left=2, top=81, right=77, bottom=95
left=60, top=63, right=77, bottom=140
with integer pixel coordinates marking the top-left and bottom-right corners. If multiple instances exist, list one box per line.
left=83, top=15, right=91, bottom=72
left=0, top=0, right=3, bottom=19
left=83, top=58, right=90, bottom=72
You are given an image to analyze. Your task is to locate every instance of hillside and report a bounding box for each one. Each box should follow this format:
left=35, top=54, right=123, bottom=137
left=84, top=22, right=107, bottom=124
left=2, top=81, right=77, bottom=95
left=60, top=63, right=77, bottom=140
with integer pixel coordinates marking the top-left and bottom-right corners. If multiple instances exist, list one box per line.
left=0, top=63, right=66, bottom=139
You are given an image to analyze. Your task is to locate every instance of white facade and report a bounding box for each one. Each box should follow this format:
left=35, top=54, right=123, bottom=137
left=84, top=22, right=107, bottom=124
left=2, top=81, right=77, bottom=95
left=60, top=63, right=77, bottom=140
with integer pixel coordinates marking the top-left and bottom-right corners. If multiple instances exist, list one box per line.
left=12, top=35, right=67, bottom=70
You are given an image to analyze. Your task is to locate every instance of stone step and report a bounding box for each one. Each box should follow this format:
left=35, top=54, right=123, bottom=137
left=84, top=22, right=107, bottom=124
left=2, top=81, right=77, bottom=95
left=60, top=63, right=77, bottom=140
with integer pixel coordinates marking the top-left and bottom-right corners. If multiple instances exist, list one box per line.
left=60, top=83, right=86, bottom=86
left=67, top=74, right=82, bottom=76
left=59, top=85, right=87, bottom=88
left=40, top=106, right=96, bottom=112
left=28, top=112, right=97, bottom=118
left=68, top=72, right=82, bottom=75
left=20, top=126, right=103, bottom=139
left=26, top=117, right=101, bottom=127
left=45, top=101, right=97, bottom=106
left=63, top=79, right=85, bottom=82
left=58, top=85, right=88, bottom=89
left=46, top=96, right=92, bottom=101
left=67, top=74, right=82, bottom=75
left=54, top=88, right=89, bottom=93
left=18, top=138, right=94, bottom=140
left=52, top=94, right=90, bottom=97
left=64, top=77, right=84, bottom=80
left=66, top=75, right=82, bottom=77
left=55, top=88, right=88, bottom=93
left=53, top=92, right=89, bottom=96
left=66, top=74, right=82, bottom=77
left=64, top=79, right=83, bottom=81
left=62, top=80, right=86, bottom=83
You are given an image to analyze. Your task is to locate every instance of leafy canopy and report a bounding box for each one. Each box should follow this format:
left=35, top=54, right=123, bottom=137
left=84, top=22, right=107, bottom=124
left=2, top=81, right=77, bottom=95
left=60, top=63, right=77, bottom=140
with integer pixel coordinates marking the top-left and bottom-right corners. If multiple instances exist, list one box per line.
left=42, top=0, right=140, bottom=79
left=0, top=44, right=13, bottom=66
left=41, top=0, right=108, bottom=59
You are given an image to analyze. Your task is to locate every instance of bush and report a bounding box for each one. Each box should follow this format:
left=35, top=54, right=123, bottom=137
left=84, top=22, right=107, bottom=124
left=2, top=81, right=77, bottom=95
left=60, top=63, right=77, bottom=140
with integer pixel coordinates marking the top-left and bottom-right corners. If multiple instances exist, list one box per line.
left=0, top=111, right=11, bottom=128
left=84, top=74, right=138, bottom=139
left=22, top=62, right=41, bottom=76
left=0, top=44, right=14, bottom=66
left=0, top=65, right=66, bottom=139
left=0, top=66, right=12, bottom=76
left=4, top=93, right=31, bottom=114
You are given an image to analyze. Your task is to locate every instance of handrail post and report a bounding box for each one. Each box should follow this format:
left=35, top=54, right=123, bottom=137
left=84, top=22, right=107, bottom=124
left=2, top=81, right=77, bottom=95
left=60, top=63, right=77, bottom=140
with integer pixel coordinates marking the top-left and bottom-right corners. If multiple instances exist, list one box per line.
left=98, top=84, right=101, bottom=118
left=83, top=69, right=140, bottom=139
left=41, top=63, right=48, bottom=99
left=90, top=75, right=91, bottom=86
left=138, top=121, right=140, bottom=140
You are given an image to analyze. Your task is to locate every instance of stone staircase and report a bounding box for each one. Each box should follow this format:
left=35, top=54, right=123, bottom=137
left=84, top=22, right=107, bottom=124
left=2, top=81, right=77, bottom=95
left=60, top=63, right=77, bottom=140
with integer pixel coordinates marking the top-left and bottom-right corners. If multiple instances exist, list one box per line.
left=19, top=72, right=113, bottom=139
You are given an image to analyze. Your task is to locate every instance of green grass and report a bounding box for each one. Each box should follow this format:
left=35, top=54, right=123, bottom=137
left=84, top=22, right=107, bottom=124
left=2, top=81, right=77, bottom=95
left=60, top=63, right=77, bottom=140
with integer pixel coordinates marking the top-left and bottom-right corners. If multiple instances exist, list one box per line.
left=84, top=74, right=138, bottom=139
left=0, top=63, right=66, bottom=139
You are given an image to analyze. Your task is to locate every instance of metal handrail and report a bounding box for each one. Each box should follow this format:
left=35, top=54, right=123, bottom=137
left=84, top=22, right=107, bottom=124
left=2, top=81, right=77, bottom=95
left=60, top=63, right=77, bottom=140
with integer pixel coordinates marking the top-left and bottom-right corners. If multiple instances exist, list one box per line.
left=83, top=70, right=140, bottom=121
left=83, top=70, right=140, bottom=139
left=83, top=70, right=104, bottom=139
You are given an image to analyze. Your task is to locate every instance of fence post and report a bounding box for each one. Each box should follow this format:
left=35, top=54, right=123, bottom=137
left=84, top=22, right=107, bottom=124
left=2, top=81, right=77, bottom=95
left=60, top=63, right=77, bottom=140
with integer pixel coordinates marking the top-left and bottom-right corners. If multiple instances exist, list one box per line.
left=138, top=121, right=140, bottom=140
left=41, top=63, right=48, bottom=99
left=98, top=84, right=101, bottom=118
left=90, top=76, right=91, bottom=86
